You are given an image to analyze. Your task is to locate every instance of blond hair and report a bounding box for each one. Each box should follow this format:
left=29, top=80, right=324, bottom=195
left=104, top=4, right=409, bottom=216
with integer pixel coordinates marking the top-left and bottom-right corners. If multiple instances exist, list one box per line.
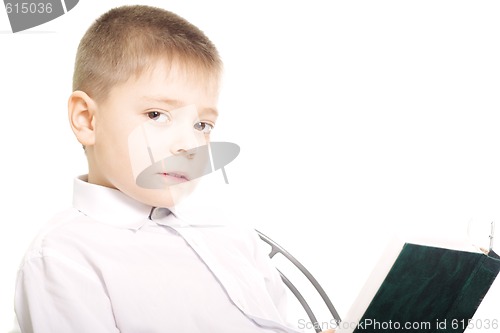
left=73, top=5, right=222, bottom=102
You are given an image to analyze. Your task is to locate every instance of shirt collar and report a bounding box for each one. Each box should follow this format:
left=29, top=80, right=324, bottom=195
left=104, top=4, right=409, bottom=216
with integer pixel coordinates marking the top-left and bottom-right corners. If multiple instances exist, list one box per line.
left=73, top=175, right=180, bottom=230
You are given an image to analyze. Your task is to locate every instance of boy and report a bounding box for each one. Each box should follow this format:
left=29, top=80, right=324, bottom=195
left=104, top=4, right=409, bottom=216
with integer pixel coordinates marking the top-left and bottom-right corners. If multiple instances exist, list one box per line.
left=15, top=5, right=332, bottom=333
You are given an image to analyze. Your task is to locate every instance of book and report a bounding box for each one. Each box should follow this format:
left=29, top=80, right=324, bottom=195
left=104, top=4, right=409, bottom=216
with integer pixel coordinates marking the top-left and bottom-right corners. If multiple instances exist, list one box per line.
left=337, top=230, right=500, bottom=333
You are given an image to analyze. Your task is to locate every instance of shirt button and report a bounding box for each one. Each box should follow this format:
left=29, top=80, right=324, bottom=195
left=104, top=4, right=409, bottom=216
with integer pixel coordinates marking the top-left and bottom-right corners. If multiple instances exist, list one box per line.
left=151, top=207, right=171, bottom=219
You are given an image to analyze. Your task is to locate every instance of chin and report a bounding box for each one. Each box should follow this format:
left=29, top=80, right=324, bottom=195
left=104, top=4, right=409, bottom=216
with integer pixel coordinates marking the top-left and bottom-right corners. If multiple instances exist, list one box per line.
left=136, top=184, right=196, bottom=208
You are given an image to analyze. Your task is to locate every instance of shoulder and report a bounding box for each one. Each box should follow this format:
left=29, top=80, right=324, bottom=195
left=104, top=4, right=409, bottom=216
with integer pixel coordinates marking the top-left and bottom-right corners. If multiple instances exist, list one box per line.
left=19, top=208, right=91, bottom=265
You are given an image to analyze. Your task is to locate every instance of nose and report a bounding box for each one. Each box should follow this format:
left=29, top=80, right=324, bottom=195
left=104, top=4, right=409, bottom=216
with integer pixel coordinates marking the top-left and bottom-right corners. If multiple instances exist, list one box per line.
left=173, top=147, right=196, bottom=159
left=169, top=124, right=205, bottom=158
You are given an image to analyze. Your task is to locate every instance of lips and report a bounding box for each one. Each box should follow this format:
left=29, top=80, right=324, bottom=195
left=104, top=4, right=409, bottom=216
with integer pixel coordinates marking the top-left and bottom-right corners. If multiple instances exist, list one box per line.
left=160, top=172, right=190, bottom=182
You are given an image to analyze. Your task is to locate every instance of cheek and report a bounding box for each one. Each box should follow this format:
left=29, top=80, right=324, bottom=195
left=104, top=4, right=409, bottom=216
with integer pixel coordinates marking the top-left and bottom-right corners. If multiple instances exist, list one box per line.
left=128, top=123, right=155, bottom=182
left=97, top=128, right=131, bottom=168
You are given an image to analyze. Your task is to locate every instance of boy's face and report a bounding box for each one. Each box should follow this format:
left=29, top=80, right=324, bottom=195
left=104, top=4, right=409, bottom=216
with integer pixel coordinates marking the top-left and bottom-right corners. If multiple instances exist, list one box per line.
left=87, top=60, right=219, bottom=208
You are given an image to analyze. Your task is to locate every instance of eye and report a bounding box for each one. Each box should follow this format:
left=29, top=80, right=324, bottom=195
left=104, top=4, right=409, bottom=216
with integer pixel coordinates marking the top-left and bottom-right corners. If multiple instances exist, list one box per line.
left=147, top=111, right=170, bottom=123
left=194, top=122, right=214, bottom=134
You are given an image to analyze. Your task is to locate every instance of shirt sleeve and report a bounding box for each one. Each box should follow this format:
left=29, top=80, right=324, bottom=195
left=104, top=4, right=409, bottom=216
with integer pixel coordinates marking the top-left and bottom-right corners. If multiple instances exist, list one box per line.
left=15, top=250, right=119, bottom=333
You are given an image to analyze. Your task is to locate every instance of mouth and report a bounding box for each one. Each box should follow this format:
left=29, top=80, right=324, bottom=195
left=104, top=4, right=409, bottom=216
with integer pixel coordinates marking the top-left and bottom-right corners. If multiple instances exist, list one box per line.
left=159, top=172, right=190, bottom=183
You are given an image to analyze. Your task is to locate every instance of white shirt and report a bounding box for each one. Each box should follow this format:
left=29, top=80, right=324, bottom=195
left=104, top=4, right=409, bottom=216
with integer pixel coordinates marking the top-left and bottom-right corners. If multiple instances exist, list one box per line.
left=15, top=176, right=301, bottom=333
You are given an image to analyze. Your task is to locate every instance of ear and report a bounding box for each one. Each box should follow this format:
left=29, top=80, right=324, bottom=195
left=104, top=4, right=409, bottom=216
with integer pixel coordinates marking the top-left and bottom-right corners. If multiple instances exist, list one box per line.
left=68, top=91, right=97, bottom=146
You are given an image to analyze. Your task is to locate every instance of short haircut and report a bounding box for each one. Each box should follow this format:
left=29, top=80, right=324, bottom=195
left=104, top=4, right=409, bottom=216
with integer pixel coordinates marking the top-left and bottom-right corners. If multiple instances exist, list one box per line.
left=73, top=5, right=222, bottom=102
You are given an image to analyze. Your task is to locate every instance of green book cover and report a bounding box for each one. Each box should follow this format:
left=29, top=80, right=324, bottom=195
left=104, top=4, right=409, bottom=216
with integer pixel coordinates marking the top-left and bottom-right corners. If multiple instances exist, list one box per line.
left=338, top=237, right=500, bottom=333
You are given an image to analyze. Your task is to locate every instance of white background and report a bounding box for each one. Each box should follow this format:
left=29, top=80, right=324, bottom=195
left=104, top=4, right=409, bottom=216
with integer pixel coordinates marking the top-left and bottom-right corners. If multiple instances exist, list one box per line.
left=1, top=1, right=500, bottom=332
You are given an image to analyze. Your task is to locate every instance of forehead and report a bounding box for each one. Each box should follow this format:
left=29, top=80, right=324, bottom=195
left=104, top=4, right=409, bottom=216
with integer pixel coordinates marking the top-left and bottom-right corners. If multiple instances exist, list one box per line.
left=137, top=58, right=220, bottom=102
left=104, top=57, right=220, bottom=113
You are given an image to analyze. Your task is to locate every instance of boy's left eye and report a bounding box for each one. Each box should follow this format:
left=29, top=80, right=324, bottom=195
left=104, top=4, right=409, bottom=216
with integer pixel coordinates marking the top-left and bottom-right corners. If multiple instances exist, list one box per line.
left=194, top=122, right=214, bottom=134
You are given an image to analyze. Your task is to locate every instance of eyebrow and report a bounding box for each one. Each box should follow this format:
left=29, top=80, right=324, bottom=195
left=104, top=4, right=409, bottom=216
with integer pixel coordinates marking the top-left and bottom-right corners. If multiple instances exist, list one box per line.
left=141, top=96, right=219, bottom=117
